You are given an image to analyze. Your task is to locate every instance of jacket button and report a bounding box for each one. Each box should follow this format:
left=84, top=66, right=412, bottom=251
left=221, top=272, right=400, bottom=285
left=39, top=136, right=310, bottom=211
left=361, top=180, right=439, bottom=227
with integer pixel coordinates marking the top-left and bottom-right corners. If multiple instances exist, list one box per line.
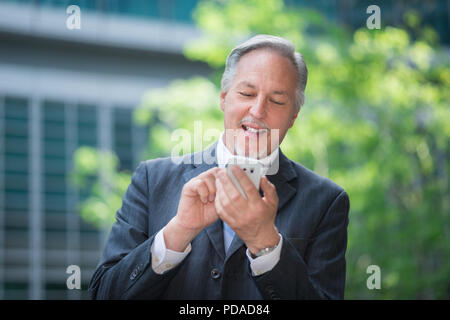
left=211, top=268, right=221, bottom=279
left=266, top=285, right=279, bottom=299
left=130, top=266, right=141, bottom=280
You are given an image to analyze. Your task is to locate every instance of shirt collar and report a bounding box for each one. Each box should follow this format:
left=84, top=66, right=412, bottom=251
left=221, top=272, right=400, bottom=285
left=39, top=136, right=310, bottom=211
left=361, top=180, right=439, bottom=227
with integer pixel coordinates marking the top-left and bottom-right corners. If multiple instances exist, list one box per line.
left=216, top=132, right=279, bottom=175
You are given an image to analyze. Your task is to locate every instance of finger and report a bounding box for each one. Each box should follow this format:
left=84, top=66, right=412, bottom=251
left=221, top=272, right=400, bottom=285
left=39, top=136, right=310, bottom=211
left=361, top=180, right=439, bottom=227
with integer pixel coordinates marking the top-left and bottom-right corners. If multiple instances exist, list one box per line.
left=202, top=174, right=217, bottom=202
left=214, top=189, right=226, bottom=219
left=230, top=165, right=260, bottom=201
left=261, top=176, right=278, bottom=206
left=215, top=177, right=238, bottom=225
left=192, top=179, right=210, bottom=204
left=198, top=167, right=220, bottom=179
left=214, top=193, right=235, bottom=227
left=217, top=168, right=246, bottom=202
left=197, top=168, right=220, bottom=202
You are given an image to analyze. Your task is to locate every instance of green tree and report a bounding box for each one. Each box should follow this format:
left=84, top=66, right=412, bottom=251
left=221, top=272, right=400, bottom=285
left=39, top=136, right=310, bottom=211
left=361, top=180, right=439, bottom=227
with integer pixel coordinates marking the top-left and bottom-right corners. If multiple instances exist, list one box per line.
left=73, top=0, right=450, bottom=299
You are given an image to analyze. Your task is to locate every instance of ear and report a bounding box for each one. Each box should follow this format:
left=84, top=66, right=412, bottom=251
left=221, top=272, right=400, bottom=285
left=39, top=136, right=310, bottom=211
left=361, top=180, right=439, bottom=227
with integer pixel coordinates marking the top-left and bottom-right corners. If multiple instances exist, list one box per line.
left=288, top=110, right=299, bottom=128
left=220, top=91, right=227, bottom=112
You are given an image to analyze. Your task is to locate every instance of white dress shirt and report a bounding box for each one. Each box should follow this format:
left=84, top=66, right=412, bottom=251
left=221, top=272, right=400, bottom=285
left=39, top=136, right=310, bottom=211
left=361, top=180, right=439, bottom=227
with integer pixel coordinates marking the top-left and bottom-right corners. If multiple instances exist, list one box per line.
left=151, top=133, right=283, bottom=276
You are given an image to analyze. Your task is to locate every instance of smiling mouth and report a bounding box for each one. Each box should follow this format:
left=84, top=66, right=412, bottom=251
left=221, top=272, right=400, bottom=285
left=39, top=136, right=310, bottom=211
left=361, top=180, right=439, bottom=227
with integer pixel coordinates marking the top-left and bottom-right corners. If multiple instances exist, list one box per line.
left=241, top=124, right=269, bottom=135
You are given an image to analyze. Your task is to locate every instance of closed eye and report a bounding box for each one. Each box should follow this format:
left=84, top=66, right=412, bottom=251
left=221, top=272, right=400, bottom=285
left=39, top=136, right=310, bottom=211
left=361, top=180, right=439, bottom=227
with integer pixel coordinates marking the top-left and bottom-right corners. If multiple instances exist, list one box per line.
left=239, top=92, right=253, bottom=97
left=271, top=100, right=285, bottom=105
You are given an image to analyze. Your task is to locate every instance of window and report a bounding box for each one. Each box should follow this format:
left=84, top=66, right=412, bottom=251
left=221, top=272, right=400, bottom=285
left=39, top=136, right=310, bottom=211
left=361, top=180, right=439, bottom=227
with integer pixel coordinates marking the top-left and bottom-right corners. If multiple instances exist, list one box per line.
left=0, top=96, right=147, bottom=299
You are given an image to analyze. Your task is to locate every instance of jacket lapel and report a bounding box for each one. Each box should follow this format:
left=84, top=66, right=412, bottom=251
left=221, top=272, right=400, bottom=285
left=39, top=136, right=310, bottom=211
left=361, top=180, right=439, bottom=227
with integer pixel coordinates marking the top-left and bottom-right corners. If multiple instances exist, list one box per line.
left=205, top=219, right=226, bottom=261
left=267, top=150, right=298, bottom=211
left=182, top=142, right=218, bottom=183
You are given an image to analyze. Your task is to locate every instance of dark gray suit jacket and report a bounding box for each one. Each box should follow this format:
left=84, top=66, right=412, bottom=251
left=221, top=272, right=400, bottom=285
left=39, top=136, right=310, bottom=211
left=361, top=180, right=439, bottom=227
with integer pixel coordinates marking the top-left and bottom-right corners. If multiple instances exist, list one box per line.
left=88, top=143, right=350, bottom=299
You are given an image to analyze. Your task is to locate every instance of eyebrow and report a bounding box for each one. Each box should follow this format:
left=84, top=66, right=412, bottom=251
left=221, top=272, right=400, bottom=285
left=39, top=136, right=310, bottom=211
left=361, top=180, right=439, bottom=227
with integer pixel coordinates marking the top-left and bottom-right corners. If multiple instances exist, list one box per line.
left=272, top=90, right=288, bottom=96
left=236, top=81, right=288, bottom=96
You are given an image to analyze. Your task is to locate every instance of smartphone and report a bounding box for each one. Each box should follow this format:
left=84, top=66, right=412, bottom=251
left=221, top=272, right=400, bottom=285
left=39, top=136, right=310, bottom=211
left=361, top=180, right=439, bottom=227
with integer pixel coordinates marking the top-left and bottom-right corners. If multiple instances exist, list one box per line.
left=225, top=156, right=262, bottom=199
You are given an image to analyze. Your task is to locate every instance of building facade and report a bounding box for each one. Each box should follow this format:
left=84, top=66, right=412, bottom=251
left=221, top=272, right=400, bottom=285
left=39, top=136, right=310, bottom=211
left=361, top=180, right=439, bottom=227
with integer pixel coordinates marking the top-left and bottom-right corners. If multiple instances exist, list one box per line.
left=0, top=0, right=208, bottom=299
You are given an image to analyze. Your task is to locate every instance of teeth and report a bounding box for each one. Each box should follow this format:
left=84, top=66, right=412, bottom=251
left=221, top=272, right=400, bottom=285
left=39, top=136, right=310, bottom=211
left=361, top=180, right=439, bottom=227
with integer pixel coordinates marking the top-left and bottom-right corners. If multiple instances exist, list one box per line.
left=246, top=127, right=267, bottom=133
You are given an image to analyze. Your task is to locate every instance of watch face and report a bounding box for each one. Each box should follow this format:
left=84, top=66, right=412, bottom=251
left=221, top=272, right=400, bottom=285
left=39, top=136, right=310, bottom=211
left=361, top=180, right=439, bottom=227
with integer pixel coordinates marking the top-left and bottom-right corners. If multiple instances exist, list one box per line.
left=255, top=245, right=277, bottom=257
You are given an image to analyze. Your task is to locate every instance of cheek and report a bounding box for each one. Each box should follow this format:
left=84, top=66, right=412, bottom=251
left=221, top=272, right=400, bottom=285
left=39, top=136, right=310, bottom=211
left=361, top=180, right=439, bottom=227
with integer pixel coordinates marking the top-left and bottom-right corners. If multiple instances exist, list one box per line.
left=224, top=100, right=247, bottom=119
left=223, top=107, right=241, bottom=129
left=268, top=114, right=294, bottom=138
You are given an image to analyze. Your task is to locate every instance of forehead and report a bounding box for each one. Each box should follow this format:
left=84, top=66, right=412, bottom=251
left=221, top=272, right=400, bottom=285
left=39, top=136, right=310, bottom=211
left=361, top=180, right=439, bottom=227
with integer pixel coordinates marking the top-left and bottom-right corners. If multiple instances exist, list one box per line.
left=233, top=48, right=298, bottom=90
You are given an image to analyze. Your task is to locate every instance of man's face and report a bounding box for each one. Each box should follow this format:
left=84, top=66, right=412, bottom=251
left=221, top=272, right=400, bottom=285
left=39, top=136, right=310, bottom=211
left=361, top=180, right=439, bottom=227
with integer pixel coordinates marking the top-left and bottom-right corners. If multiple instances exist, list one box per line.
left=220, top=48, right=299, bottom=158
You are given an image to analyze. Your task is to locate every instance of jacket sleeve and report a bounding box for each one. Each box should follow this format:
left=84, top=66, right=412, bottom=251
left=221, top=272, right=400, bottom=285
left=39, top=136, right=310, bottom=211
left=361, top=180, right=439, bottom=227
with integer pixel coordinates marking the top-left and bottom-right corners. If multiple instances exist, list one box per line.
left=253, top=190, right=350, bottom=300
left=88, top=162, right=183, bottom=299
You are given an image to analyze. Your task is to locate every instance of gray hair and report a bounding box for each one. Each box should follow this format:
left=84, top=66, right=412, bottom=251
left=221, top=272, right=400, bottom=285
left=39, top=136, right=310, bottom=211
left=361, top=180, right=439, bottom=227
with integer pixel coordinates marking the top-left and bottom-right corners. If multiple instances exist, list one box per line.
left=221, top=34, right=308, bottom=111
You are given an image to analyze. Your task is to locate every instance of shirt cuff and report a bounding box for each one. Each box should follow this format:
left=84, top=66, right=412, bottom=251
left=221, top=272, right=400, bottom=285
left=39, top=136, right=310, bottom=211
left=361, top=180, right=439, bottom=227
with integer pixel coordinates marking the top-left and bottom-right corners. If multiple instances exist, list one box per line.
left=246, top=234, right=283, bottom=276
left=151, top=227, right=191, bottom=274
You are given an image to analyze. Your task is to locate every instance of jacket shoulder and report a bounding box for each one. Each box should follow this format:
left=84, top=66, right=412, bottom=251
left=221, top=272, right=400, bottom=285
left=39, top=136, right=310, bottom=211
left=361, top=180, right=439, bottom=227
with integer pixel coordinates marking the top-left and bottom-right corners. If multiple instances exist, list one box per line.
left=288, top=159, right=347, bottom=199
left=137, top=153, right=193, bottom=181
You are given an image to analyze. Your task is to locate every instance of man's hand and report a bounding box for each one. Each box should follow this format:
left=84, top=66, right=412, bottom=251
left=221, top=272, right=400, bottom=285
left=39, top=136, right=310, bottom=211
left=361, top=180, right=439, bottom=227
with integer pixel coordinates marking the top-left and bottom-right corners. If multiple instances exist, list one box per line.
left=214, top=166, right=280, bottom=255
left=164, top=167, right=220, bottom=252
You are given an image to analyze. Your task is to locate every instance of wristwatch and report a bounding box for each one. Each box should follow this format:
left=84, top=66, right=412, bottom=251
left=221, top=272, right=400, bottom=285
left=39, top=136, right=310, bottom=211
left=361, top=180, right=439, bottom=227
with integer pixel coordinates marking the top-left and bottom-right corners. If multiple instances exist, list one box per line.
left=251, top=243, right=278, bottom=258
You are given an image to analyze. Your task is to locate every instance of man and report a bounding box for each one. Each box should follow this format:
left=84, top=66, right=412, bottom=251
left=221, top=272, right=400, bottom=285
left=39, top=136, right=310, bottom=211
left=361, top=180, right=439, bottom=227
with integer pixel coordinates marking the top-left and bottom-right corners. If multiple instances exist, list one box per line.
left=89, top=35, right=350, bottom=299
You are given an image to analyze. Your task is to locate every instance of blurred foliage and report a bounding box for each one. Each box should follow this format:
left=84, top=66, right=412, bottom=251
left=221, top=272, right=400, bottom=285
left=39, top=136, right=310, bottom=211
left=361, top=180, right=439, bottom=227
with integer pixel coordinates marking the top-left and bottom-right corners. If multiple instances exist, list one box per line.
left=73, top=0, right=450, bottom=298
left=71, top=146, right=130, bottom=227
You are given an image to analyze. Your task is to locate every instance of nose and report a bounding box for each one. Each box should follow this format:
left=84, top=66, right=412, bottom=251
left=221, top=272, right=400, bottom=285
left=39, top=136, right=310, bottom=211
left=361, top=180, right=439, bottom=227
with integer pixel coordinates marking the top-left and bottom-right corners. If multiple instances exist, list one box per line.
left=249, top=95, right=267, bottom=119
